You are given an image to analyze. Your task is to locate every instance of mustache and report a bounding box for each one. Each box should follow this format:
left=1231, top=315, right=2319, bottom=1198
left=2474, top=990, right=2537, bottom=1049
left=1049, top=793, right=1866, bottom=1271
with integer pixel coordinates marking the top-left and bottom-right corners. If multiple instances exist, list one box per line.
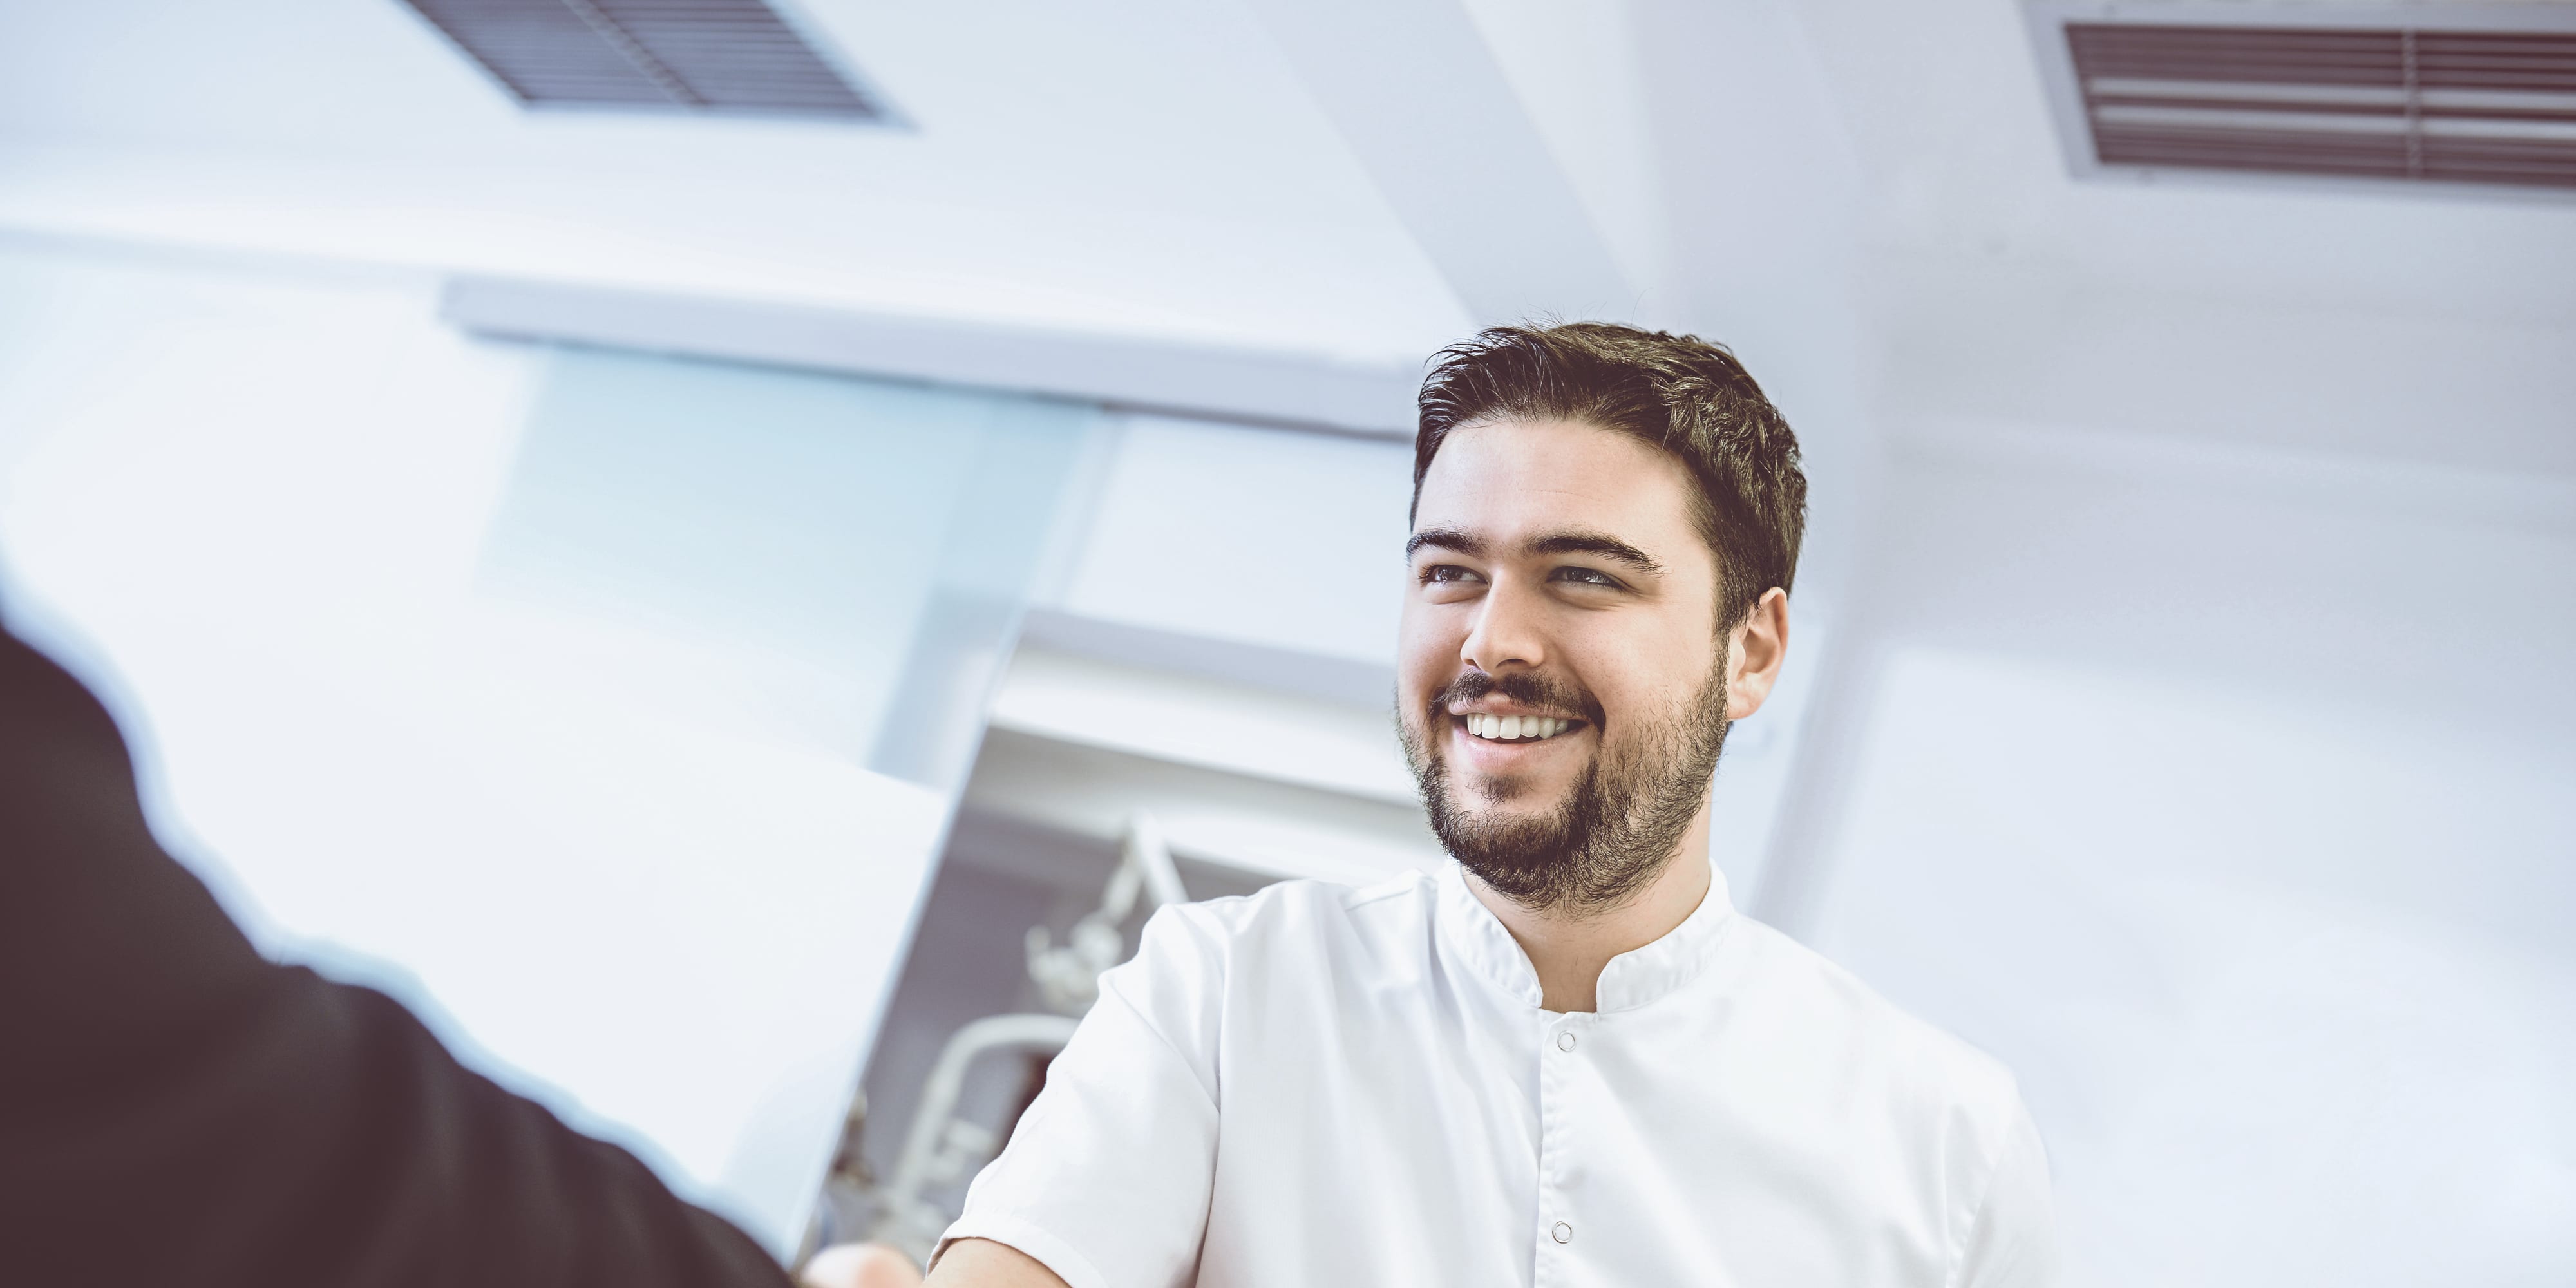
left=1430, top=670, right=1605, bottom=726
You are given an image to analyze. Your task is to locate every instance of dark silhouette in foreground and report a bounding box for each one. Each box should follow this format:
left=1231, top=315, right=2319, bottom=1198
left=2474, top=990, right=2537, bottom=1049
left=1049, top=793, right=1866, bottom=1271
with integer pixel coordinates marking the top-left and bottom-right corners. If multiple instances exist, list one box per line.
left=0, top=612, right=792, bottom=1288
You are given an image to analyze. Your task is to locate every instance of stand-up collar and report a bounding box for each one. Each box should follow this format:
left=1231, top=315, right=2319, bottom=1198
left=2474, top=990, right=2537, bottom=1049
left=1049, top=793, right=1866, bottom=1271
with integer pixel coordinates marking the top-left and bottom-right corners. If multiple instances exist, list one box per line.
left=1435, top=861, right=1734, bottom=1013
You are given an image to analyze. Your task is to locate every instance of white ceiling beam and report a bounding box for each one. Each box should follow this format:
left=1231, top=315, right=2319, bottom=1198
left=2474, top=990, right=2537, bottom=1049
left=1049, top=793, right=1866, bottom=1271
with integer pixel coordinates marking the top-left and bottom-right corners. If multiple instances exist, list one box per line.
left=986, top=645, right=1417, bottom=806
left=1242, top=0, right=1642, bottom=327
left=440, top=275, right=1423, bottom=439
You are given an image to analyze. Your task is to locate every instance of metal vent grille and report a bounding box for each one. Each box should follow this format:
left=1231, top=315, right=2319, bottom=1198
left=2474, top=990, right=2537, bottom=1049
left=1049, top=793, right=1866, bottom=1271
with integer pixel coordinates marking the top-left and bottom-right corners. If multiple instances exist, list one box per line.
left=404, top=0, right=895, bottom=122
left=2028, top=4, right=2576, bottom=194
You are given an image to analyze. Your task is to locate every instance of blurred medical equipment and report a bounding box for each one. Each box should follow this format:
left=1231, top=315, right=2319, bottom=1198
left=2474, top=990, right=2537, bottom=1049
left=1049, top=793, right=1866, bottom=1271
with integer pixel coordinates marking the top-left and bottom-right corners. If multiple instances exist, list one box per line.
left=1025, top=813, right=1188, bottom=1014
left=810, top=813, right=1192, bottom=1263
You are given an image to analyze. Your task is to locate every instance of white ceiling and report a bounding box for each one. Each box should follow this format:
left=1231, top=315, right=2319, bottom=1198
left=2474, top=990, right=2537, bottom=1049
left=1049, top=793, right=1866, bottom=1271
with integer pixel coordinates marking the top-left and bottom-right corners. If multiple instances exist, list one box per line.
left=0, top=0, right=1471, bottom=358
left=1632, top=0, right=2576, bottom=478
left=0, top=0, right=2568, bottom=472
left=1804, top=0, right=2576, bottom=319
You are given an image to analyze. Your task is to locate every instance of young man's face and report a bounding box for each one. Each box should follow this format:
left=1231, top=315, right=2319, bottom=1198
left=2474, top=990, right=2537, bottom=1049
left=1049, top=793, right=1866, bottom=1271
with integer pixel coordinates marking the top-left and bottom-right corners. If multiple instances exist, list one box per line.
left=1398, top=417, right=1748, bottom=911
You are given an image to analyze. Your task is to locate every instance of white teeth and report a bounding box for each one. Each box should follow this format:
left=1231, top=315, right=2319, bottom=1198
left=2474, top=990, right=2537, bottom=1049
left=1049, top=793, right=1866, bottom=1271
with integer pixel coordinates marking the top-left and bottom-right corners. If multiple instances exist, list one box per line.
left=1464, top=713, right=1575, bottom=741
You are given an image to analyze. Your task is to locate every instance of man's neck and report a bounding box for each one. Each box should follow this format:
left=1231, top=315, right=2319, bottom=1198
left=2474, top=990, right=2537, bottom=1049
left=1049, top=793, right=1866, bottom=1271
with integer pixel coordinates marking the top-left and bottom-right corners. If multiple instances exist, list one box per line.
left=1461, top=810, right=1714, bottom=1014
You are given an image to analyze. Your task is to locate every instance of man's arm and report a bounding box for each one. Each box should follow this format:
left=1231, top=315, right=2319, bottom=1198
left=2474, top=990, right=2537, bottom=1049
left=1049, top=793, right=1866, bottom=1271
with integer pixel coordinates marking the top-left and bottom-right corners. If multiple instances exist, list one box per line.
left=0, top=620, right=791, bottom=1288
left=922, top=1237, right=1072, bottom=1287
left=1956, top=1101, right=2060, bottom=1287
left=925, top=905, right=1229, bottom=1288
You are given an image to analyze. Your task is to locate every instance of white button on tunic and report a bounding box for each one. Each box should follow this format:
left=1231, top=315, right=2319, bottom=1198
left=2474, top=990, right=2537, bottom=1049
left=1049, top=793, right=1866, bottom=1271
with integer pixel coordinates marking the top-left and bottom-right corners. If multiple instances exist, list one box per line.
left=945, top=866, right=2056, bottom=1287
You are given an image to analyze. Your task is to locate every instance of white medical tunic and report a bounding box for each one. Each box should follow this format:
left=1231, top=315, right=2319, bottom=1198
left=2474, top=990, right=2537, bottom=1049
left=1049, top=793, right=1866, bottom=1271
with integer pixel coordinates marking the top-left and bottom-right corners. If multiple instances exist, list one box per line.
left=943, top=864, right=2055, bottom=1287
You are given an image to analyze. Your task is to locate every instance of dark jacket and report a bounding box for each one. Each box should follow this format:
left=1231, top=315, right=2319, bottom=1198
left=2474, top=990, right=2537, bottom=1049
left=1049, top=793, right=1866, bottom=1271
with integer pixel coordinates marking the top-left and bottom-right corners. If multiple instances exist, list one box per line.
left=0, top=618, right=792, bottom=1288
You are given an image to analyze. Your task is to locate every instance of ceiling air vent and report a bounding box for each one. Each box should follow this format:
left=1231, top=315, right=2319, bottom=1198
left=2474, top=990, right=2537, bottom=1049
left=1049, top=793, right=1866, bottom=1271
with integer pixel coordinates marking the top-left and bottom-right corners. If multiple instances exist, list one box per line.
left=402, top=0, right=900, bottom=123
left=2026, top=3, right=2576, bottom=193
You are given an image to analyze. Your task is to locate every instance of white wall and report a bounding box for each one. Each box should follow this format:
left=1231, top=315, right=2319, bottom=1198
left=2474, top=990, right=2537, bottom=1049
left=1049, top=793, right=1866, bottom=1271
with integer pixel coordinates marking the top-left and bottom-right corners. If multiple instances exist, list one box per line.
left=1772, top=426, right=2576, bottom=1285
left=1051, top=413, right=1416, bottom=668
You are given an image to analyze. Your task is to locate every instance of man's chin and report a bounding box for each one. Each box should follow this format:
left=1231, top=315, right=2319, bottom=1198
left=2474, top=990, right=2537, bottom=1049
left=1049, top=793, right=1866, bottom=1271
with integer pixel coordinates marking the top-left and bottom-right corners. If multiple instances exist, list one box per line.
left=1448, top=762, right=1573, bottom=806
left=1444, top=785, right=1571, bottom=829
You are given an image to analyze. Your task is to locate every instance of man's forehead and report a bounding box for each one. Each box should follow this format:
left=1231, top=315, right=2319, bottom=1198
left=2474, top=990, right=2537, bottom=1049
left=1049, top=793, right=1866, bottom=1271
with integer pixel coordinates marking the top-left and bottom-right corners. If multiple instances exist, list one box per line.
left=1412, top=418, right=1701, bottom=555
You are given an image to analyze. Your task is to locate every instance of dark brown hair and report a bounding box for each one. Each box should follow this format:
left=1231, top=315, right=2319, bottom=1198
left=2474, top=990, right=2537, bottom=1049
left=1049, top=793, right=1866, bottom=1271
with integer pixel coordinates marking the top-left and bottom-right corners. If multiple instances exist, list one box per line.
left=1412, top=322, right=1808, bottom=627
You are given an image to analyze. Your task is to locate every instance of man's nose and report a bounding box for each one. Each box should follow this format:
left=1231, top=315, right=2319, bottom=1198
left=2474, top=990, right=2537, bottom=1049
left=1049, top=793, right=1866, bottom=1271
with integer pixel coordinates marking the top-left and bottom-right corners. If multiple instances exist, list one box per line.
left=1460, top=580, right=1547, bottom=675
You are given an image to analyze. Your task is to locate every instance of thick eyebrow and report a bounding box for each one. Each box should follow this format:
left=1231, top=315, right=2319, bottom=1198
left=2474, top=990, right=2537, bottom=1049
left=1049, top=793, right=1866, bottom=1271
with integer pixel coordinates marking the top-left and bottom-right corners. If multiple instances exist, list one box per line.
left=1405, top=526, right=1485, bottom=559
left=1526, top=529, right=1666, bottom=576
left=1405, top=526, right=1665, bottom=577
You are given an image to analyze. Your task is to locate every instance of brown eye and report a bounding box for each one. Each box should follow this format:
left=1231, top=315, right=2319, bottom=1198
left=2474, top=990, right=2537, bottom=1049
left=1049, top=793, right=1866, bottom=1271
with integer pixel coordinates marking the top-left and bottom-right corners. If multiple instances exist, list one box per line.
left=1551, top=566, right=1621, bottom=589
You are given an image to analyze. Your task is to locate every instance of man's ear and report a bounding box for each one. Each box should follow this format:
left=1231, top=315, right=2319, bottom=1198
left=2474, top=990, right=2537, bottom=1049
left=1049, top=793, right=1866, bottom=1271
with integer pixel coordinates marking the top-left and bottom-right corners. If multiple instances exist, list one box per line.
left=1725, top=588, right=1791, bottom=721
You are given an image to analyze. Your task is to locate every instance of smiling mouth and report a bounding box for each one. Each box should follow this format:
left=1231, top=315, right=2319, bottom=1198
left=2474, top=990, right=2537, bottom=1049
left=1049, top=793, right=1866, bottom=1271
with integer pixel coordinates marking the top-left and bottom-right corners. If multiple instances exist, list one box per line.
left=1459, top=713, right=1581, bottom=742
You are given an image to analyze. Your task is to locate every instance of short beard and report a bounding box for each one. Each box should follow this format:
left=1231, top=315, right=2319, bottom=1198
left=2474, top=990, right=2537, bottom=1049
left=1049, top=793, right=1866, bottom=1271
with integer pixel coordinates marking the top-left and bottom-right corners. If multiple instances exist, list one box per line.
left=1398, top=657, right=1731, bottom=919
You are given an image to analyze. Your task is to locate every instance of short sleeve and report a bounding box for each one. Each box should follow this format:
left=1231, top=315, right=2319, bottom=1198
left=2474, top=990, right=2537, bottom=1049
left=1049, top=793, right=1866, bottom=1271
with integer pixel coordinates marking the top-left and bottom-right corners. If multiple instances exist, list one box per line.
left=935, top=905, right=1227, bottom=1288
left=1954, top=1099, right=2059, bottom=1288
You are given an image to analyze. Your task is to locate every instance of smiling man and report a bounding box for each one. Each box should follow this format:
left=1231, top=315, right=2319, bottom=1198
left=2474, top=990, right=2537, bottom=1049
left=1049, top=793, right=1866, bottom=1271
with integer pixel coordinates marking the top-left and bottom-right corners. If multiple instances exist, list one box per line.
left=925, top=324, right=2055, bottom=1287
